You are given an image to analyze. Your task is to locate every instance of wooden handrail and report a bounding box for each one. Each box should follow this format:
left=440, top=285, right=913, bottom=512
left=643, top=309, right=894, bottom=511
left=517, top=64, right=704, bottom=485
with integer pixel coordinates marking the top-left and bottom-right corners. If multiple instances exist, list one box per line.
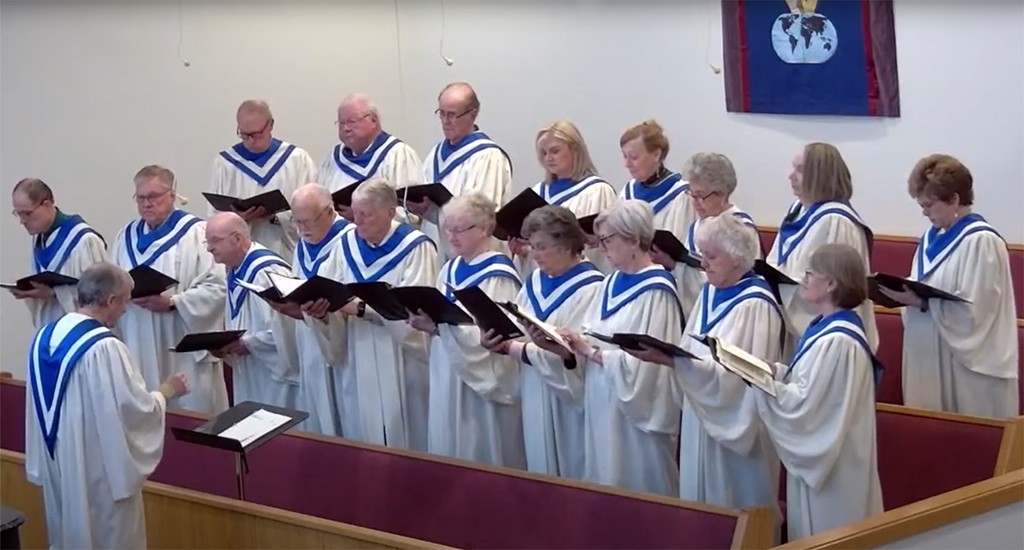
left=773, top=469, right=1024, bottom=549
left=756, top=225, right=1024, bottom=251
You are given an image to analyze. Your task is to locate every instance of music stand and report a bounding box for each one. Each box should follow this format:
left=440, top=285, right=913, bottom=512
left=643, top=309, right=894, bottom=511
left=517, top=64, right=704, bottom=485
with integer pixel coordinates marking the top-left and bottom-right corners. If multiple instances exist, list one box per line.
left=170, top=400, right=308, bottom=501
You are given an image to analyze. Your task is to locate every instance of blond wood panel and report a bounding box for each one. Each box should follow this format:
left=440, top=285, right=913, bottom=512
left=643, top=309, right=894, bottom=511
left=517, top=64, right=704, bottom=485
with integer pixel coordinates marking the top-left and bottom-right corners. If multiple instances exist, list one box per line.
left=732, top=506, right=777, bottom=550
left=773, top=469, right=1024, bottom=549
left=0, top=451, right=47, bottom=549
left=756, top=226, right=1024, bottom=250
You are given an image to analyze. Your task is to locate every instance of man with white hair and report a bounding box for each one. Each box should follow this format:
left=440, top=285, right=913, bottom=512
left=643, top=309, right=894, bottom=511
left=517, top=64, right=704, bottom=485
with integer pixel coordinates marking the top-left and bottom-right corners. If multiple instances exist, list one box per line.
left=206, top=212, right=300, bottom=409
left=112, top=165, right=228, bottom=415
left=209, top=99, right=317, bottom=258
left=26, top=262, right=190, bottom=550
left=336, top=177, right=437, bottom=450
left=8, top=177, right=108, bottom=328
left=272, top=182, right=357, bottom=437
left=409, top=82, right=512, bottom=265
left=319, top=93, right=423, bottom=222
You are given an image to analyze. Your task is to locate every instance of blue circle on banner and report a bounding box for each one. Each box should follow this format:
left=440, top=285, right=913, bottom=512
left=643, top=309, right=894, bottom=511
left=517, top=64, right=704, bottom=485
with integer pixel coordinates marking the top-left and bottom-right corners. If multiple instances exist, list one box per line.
left=771, top=12, right=838, bottom=64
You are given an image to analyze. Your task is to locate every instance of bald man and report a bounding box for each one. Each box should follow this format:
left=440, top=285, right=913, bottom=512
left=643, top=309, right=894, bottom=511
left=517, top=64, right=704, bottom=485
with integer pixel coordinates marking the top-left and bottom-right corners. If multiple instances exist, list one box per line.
left=318, top=94, right=423, bottom=223
left=277, top=183, right=359, bottom=437
left=409, top=82, right=512, bottom=267
left=209, top=99, right=317, bottom=258
left=8, top=178, right=108, bottom=328
left=206, top=212, right=300, bottom=409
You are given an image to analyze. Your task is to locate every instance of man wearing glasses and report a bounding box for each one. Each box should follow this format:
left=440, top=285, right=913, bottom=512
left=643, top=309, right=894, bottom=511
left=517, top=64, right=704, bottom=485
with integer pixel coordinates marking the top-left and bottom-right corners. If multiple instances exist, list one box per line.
left=8, top=178, right=107, bottom=328
left=319, top=93, right=423, bottom=223
left=209, top=99, right=317, bottom=259
left=409, top=82, right=512, bottom=267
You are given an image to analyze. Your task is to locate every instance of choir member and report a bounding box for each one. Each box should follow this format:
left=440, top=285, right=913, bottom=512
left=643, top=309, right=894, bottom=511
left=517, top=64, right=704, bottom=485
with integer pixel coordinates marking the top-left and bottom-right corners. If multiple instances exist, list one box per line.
left=26, top=262, right=190, bottom=549
left=8, top=178, right=107, bottom=327
left=754, top=244, right=883, bottom=540
left=272, top=183, right=356, bottom=437
left=766, top=142, right=878, bottom=356
left=209, top=99, right=317, bottom=258
left=205, top=212, right=300, bottom=409
left=512, top=120, right=617, bottom=274
left=409, top=82, right=512, bottom=266
left=482, top=206, right=604, bottom=479
left=336, top=178, right=437, bottom=450
left=112, top=165, right=228, bottom=415
left=618, top=120, right=697, bottom=310
left=675, top=153, right=761, bottom=314
left=881, top=154, right=1019, bottom=418
left=556, top=200, right=683, bottom=497
left=625, top=214, right=782, bottom=516
left=408, top=193, right=525, bottom=468
left=319, top=93, right=423, bottom=223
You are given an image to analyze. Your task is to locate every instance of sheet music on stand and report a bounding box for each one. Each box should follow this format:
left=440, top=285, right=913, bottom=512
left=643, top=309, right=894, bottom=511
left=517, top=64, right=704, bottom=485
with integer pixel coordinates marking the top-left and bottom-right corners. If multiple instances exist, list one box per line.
left=217, top=408, right=293, bottom=447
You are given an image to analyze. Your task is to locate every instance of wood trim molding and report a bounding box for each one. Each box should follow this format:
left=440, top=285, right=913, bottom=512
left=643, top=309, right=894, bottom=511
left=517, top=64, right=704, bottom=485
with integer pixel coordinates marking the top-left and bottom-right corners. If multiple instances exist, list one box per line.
left=872, top=305, right=1022, bottom=328
left=756, top=225, right=1024, bottom=251
left=773, top=469, right=1024, bottom=549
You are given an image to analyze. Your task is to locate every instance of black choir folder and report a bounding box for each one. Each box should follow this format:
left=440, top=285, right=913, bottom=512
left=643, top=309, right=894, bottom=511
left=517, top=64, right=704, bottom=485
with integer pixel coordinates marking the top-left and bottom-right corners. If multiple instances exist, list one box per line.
left=577, top=214, right=598, bottom=236
left=172, top=330, right=246, bottom=353
left=267, top=273, right=353, bottom=312
left=347, top=282, right=473, bottom=324
left=583, top=330, right=699, bottom=360
left=129, top=265, right=178, bottom=299
left=451, top=285, right=524, bottom=341
left=868, top=272, right=970, bottom=309
left=493, top=188, right=549, bottom=241
left=170, top=401, right=308, bottom=500
left=396, top=183, right=453, bottom=207
left=233, top=279, right=287, bottom=304
left=331, top=180, right=363, bottom=209
left=652, top=230, right=702, bottom=269
left=202, top=189, right=291, bottom=216
left=1, top=271, right=78, bottom=291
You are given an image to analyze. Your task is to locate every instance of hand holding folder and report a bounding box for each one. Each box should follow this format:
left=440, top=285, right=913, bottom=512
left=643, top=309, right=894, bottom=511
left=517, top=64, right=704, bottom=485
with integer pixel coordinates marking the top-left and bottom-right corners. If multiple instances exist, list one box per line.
left=395, top=183, right=453, bottom=207
left=497, top=302, right=573, bottom=356
left=172, top=330, right=247, bottom=353
left=583, top=330, right=699, bottom=360
left=493, top=189, right=549, bottom=241
left=868, top=272, right=969, bottom=309
left=129, top=266, right=178, bottom=299
left=267, top=272, right=353, bottom=312
left=202, top=189, right=291, bottom=216
left=348, top=282, right=475, bottom=324
left=1, top=271, right=78, bottom=291
left=652, top=230, right=702, bottom=269
left=451, top=285, right=523, bottom=341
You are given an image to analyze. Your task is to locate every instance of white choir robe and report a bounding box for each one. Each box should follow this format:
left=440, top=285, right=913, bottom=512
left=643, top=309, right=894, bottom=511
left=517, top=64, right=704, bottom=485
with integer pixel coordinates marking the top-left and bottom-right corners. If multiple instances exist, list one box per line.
left=766, top=200, right=879, bottom=356
left=900, top=214, right=1019, bottom=418
left=678, top=206, right=760, bottom=318
left=581, top=266, right=683, bottom=497
left=515, top=176, right=618, bottom=276
left=754, top=310, right=883, bottom=541
left=619, top=172, right=698, bottom=310
left=224, top=243, right=300, bottom=409
left=420, top=131, right=512, bottom=266
left=22, top=214, right=107, bottom=328
left=26, top=313, right=168, bottom=550
left=112, top=210, right=229, bottom=415
left=428, top=252, right=526, bottom=468
left=338, top=221, right=437, bottom=450
left=210, top=138, right=317, bottom=258
left=673, top=274, right=783, bottom=517
left=319, top=132, right=423, bottom=224
left=515, top=261, right=604, bottom=479
left=289, top=217, right=357, bottom=437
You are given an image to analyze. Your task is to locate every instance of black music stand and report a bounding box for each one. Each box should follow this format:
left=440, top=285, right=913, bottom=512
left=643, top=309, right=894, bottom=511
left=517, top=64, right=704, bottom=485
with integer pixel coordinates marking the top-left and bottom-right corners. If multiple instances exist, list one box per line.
left=170, top=401, right=308, bottom=501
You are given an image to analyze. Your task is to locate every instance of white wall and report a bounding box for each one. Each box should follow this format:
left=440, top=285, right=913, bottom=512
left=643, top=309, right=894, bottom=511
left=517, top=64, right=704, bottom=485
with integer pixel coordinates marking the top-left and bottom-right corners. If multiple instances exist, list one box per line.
left=879, top=498, right=1024, bottom=549
left=2, top=0, right=1022, bottom=378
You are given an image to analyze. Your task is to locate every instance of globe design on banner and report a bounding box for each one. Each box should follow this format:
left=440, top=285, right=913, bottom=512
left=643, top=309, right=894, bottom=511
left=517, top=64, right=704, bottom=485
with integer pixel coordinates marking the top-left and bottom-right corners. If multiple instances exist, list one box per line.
left=771, top=12, right=838, bottom=64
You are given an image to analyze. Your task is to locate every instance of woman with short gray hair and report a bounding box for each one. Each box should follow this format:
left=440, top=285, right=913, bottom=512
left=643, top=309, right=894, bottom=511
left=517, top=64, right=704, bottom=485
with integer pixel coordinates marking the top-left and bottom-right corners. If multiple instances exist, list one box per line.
left=481, top=205, right=603, bottom=479
left=537, top=199, right=683, bottom=496
left=625, top=213, right=784, bottom=514
left=407, top=193, right=526, bottom=469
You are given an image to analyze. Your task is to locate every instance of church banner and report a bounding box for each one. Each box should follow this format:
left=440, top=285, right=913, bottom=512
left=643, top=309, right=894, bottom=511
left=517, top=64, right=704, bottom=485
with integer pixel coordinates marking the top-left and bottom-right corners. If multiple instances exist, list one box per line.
left=722, top=0, right=900, bottom=117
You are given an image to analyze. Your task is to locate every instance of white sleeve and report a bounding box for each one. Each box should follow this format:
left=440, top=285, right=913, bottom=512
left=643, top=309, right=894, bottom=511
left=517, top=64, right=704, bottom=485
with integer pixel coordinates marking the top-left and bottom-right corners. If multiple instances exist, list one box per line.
left=53, top=232, right=108, bottom=315
left=172, top=224, right=227, bottom=334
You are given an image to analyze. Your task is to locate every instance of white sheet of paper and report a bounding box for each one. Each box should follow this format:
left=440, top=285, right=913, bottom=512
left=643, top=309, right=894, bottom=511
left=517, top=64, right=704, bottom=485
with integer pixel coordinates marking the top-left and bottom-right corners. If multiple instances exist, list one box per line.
left=218, top=408, right=292, bottom=447
left=267, top=272, right=303, bottom=298
left=235, top=279, right=269, bottom=293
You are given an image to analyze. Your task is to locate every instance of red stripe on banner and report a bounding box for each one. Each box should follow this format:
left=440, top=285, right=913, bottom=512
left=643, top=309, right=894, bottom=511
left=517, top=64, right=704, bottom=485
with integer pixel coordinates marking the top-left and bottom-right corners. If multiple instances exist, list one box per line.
left=738, top=0, right=751, bottom=112
left=861, top=0, right=880, bottom=116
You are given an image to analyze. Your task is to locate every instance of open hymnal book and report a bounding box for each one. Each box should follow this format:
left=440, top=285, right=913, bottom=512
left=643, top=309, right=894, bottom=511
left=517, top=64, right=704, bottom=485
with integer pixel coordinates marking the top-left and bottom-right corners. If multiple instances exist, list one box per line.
left=497, top=302, right=572, bottom=356
left=690, top=334, right=780, bottom=398
left=217, top=408, right=293, bottom=448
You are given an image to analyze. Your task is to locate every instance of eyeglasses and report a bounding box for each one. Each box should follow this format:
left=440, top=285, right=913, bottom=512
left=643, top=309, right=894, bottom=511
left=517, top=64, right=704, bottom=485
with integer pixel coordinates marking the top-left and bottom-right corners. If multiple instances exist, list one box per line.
left=334, top=113, right=372, bottom=128
left=206, top=231, right=239, bottom=246
left=291, top=206, right=331, bottom=229
left=596, top=234, right=619, bottom=249
left=132, top=188, right=173, bottom=205
left=434, top=107, right=476, bottom=121
left=237, top=119, right=272, bottom=140
left=685, top=189, right=720, bottom=202
left=11, top=202, right=45, bottom=219
left=443, top=224, right=478, bottom=236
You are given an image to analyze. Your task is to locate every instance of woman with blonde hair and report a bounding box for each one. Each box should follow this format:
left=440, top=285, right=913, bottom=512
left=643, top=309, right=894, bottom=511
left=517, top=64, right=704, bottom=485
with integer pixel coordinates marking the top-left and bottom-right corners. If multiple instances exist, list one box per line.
left=766, top=142, right=877, bottom=357
left=512, top=120, right=616, bottom=274
left=618, top=119, right=697, bottom=312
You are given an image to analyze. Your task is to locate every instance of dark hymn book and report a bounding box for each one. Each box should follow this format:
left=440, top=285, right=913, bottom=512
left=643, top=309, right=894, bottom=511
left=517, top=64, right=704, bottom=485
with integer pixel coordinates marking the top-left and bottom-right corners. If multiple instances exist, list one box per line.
left=202, top=189, right=291, bottom=216
left=347, top=282, right=474, bottom=325
left=331, top=180, right=364, bottom=209
left=868, top=272, right=970, bottom=309
left=451, top=285, right=524, bottom=341
left=493, top=188, right=549, bottom=241
left=268, top=273, right=354, bottom=312
left=652, top=230, right=702, bottom=269
left=0, top=271, right=78, bottom=291
left=129, top=265, right=178, bottom=299
left=173, top=330, right=247, bottom=352
left=396, top=183, right=454, bottom=207
left=584, top=330, right=699, bottom=359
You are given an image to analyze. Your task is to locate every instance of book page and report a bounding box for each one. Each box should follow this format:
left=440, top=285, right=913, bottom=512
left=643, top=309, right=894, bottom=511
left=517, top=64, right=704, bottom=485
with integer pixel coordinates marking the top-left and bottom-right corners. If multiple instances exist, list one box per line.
left=267, top=272, right=303, bottom=297
left=704, top=335, right=777, bottom=397
left=218, top=408, right=293, bottom=447
left=234, top=279, right=269, bottom=293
